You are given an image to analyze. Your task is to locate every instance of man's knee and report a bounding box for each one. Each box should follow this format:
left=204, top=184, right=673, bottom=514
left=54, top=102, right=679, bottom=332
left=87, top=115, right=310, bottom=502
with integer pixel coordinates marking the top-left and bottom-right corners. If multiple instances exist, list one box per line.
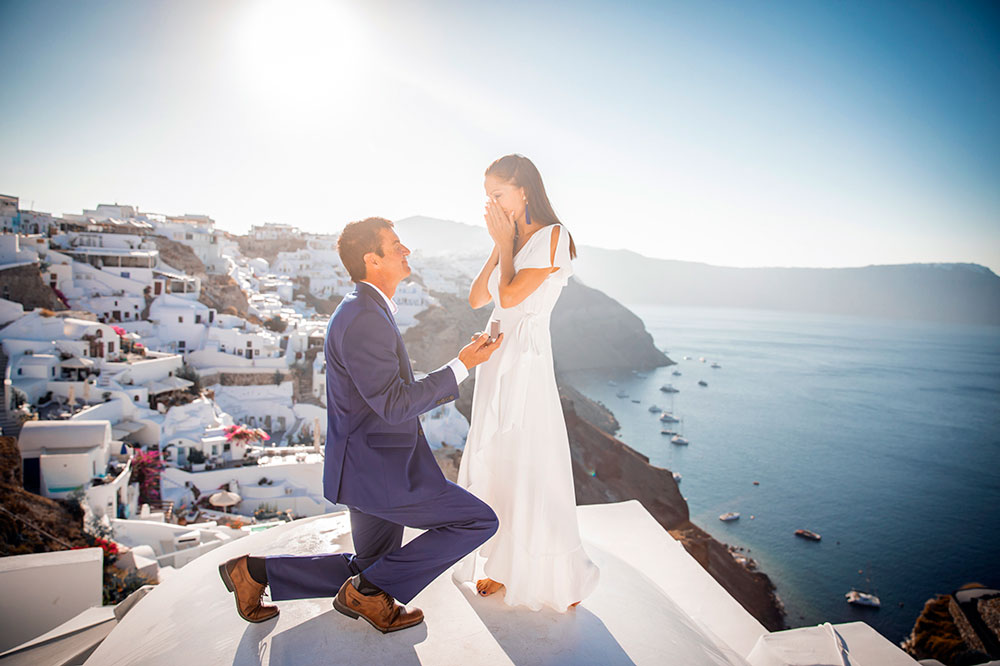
left=471, top=500, right=499, bottom=542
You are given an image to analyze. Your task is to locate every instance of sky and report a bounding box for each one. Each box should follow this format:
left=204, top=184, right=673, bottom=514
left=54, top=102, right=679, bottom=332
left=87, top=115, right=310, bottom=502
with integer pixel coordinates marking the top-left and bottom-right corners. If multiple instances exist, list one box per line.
left=1, top=0, right=998, bottom=271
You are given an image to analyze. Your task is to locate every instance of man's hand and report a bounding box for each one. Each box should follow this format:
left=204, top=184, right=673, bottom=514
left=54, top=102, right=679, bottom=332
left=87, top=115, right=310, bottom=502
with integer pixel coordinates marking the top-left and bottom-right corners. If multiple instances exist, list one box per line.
left=459, top=332, right=504, bottom=370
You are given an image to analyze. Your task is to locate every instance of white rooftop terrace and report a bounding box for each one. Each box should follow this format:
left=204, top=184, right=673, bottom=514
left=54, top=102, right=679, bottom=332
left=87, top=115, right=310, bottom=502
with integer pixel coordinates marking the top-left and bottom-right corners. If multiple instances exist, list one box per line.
left=84, top=501, right=917, bottom=665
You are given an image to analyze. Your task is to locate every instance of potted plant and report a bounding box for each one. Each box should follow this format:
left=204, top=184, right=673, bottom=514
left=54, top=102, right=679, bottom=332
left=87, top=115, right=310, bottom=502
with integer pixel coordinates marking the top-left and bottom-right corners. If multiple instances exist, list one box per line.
left=187, top=448, right=207, bottom=472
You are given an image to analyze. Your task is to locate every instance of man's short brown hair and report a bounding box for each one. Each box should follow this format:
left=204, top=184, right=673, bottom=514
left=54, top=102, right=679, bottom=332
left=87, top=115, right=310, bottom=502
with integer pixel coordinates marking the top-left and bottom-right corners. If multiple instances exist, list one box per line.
left=337, top=217, right=394, bottom=282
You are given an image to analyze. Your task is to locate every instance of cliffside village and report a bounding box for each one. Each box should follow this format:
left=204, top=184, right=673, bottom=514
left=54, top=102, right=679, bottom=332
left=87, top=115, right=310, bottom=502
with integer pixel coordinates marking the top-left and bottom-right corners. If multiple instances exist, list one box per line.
left=0, top=196, right=479, bottom=644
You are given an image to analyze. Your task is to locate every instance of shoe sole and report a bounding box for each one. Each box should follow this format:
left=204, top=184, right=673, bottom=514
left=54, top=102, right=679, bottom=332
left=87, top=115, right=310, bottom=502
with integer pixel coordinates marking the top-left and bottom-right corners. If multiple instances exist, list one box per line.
left=333, top=597, right=423, bottom=634
left=219, top=561, right=278, bottom=624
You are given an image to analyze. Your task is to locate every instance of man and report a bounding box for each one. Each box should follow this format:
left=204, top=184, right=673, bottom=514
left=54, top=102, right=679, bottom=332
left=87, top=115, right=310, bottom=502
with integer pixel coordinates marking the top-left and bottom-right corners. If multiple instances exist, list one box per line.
left=219, top=217, right=503, bottom=633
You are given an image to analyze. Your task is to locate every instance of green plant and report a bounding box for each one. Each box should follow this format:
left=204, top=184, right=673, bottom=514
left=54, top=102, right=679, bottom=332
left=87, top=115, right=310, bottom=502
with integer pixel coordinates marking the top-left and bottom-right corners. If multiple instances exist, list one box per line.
left=103, top=564, right=155, bottom=605
left=187, top=449, right=207, bottom=464
left=264, top=315, right=287, bottom=333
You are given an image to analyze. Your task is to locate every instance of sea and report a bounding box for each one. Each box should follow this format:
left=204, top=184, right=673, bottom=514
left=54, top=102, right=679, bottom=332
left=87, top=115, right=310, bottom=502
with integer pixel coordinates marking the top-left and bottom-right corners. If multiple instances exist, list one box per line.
left=561, top=304, right=1000, bottom=643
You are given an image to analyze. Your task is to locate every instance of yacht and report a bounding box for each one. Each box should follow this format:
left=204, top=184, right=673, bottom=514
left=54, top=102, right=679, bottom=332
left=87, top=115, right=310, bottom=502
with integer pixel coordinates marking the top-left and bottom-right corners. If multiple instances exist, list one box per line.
left=699, top=357, right=706, bottom=363
left=672, top=370, right=682, bottom=376
left=648, top=405, right=661, bottom=413
left=683, top=355, right=692, bottom=360
left=608, top=380, right=617, bottom=386
left=631, top=399, right=641, bottom=404
left=672, top=472, right=682, bottom=484
left=616, top=390, right=629, bottom=399
left=795, top=529, right=822, bottom=541
left=671, top=435, right=689, bottom=445
left=719, top=512, right=740, bottom=522
left=845, top=590, right=881, bottom=608
left=711, top=362, right=721, bottom=369
left=660, top=384, right=679, bottom=393
left=660, top=412, right=679, bottom=423
left=698, top=380, right=708, bottom=387
left=660, top=428, right=677, bottom=436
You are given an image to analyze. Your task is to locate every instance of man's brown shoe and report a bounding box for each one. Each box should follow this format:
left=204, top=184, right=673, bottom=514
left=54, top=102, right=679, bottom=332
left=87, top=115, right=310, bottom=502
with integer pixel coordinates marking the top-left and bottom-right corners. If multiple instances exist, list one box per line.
left=218, top=555, right=279, bottom=623
left=333, top=575, right=424, bottom=633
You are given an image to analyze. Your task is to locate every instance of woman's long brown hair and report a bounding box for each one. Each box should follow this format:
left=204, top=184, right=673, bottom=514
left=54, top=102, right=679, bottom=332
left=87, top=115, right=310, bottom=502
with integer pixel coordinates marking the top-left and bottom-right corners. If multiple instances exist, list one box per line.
left=485, top=154, right=577, bottom=259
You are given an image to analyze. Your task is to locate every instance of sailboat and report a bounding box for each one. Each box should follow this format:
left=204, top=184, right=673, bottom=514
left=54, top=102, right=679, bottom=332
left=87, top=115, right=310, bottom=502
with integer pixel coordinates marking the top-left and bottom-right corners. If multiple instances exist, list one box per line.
left=846, top=567, right=881, bottom=608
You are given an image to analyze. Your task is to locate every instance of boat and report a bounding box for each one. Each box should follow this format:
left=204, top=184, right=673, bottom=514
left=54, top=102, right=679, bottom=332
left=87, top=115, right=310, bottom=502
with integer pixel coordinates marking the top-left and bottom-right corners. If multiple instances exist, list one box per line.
left=659, top=384, right=679, bottom=393
left=795, top=529, right=822, bottom=541
left=608, top=380, right=617, bottom=386
left=719, top=512, right=740, bottom=522
left=699, top=357, right=706, bottom=363
left=648, top=405, right=661, bottom=412
left=845, top=590, right=881, bottom=608
left=711, top=362, right=721, bottom=369
left=753, top=481, right=760, bottom=486
left=671, top=435, right=689, bottom=445
left=698, top=380, right=708, bottom=387
left=683, top=355, right=692, bottom=360
left=661, top=429, right=677, bottom=436
left=672, top=370, right=682, bottom=376
left=846, top=567, right=880, bottom=608
left=672, top=472, right=682, bottom=483
left=616, top=390, right=629, bottom=399
left=630, top=399, right=641, bottom=403
left=660, top=412, right=679, bottom=423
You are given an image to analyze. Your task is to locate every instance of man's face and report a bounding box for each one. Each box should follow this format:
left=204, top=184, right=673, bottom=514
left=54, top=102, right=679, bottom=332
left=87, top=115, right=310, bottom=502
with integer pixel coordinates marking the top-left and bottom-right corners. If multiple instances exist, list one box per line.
left=369, top=227, right=411, bottom=283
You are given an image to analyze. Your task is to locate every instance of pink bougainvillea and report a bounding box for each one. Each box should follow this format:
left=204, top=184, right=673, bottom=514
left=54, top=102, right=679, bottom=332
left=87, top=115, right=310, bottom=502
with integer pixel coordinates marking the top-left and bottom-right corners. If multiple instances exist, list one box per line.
left=224, top=424, right=270, bottom=444
left=130, top=449, right=164, bottom=505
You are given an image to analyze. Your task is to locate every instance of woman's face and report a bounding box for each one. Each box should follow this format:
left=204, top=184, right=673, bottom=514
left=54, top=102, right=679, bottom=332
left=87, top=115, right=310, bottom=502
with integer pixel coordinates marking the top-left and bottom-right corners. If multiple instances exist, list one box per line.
left=485, top=174, right=526, bottom=221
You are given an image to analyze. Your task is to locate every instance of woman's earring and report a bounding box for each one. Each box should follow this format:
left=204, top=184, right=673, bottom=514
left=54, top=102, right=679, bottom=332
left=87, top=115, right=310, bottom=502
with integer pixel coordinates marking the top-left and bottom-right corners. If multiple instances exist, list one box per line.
left=524, top=201, right=531, bottom=226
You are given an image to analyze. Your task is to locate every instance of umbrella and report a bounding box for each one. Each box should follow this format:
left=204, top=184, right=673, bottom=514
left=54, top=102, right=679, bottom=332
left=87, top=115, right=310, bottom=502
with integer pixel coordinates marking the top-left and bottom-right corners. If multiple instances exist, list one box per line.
left=208, top=491, right=242, bottom=513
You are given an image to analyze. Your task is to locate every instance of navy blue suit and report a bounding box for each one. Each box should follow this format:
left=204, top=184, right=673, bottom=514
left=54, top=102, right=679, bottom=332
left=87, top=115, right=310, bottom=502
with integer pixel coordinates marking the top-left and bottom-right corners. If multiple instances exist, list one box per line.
left=264, top=282, right=498, bottom=604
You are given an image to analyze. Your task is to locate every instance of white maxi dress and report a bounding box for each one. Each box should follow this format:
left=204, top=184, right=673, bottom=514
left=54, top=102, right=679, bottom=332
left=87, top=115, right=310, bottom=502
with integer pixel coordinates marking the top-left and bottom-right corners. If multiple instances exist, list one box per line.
left=454, top=223, right=600, bottom=611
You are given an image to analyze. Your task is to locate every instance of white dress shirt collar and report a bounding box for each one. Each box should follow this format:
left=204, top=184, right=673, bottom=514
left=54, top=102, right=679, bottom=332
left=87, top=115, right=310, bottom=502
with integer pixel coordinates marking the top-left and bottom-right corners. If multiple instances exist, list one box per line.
left=360, top=281, right=399, bottom=314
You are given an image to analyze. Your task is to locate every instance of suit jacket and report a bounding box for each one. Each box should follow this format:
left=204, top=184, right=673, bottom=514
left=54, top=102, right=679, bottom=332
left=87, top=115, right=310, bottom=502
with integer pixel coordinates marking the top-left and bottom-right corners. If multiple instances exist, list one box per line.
left=322, top=281, right=459, bottom=509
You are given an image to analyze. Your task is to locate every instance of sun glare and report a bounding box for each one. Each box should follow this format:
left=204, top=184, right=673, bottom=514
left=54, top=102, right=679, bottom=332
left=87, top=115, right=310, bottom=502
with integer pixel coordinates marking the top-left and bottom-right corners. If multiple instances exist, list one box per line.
left=233, top=0, right=365, bottom=104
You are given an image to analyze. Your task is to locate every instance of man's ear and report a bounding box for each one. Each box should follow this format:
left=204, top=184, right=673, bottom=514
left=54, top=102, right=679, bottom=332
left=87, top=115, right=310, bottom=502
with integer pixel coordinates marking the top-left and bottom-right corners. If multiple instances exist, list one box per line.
left=363, top=251, right=379, bottom=272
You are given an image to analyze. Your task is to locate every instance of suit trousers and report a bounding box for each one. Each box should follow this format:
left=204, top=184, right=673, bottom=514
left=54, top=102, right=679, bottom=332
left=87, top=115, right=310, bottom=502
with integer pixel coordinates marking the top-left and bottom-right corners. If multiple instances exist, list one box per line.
left=264, top=481, right=498, bottom=604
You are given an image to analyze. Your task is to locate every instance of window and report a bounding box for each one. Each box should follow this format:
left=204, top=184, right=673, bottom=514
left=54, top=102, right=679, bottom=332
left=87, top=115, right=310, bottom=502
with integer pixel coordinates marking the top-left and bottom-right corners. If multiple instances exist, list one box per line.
left=178, top=340, right=186, bottom=349
left=185, top=233, right=193, bottom=240
left=246, top=341, right=252, bottom=347
left=195, top=314, right=201, bottom=324
left=16, top=368, right=21, bottom=375
left=178, top=316, right=183, bottom=323
left=107, top=342, right=113, bottom=353
left=254, top=349, right=260, bottom=356
left=121, top=271, right=129, bottom=279
left=134, top=395, right=139, bottom=401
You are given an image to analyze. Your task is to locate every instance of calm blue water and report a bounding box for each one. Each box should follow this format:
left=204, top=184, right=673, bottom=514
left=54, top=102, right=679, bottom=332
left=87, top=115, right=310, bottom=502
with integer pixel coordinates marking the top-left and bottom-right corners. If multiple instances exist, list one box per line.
left=562, top=305, right=1000, bottom=642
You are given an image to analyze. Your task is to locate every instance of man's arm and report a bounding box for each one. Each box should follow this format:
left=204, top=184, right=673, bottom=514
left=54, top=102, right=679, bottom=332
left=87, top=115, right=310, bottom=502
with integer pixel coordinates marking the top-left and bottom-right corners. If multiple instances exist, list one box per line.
left=341, top=310, right=459, bottom=426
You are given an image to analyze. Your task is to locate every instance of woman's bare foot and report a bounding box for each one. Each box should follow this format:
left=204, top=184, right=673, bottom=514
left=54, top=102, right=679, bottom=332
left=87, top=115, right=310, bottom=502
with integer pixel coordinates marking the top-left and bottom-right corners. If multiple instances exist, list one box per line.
left=476, top=578, right=505, bottom=597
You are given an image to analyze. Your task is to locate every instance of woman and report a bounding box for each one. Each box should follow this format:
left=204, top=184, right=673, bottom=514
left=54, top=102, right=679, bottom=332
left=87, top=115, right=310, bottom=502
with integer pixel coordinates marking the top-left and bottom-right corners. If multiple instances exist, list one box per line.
left=453, top=154, right=600, bottom=611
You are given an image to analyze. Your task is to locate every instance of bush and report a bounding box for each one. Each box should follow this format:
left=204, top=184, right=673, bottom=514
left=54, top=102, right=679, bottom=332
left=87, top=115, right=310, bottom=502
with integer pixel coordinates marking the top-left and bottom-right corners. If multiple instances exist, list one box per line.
left=187, top=449, right=207, bottom=464
left=264, top=316, right=287, bottom=333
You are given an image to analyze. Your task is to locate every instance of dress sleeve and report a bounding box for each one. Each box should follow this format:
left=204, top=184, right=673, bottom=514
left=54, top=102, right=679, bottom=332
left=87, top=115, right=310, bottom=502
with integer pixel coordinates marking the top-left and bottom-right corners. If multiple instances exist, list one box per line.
left=514, top=224, right=573, bottom=287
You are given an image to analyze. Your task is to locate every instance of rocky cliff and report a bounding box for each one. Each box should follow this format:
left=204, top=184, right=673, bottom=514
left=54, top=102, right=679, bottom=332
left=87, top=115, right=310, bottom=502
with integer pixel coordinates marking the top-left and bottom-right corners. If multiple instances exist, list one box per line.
left=404, top=277, right=672, bottom=375
left=0, top=436, right=89, bottom=556
left=0, top=264, right=67, bottom=312
left=408, top=286, right=784, bottom=630
left=552, top=278, right=673, bottom=372
left=152, top=236, right=250, bottom=318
